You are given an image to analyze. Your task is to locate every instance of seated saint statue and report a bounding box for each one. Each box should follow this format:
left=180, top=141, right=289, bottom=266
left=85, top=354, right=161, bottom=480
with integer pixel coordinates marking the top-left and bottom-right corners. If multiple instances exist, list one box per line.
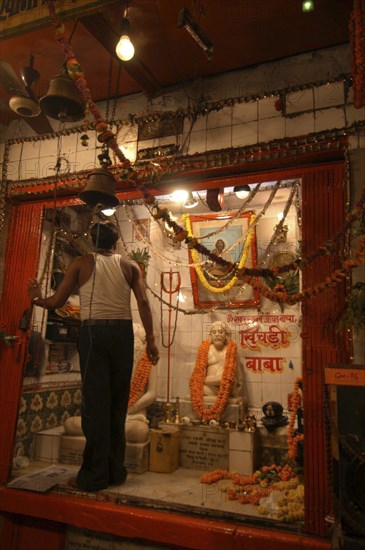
left=189, top=321, right=244, bottom=421
left=203, top=321, right=243, bottom=402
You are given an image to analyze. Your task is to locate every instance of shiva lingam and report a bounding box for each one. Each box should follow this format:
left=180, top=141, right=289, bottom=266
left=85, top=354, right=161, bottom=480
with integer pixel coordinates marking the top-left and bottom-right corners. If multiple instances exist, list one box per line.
left=261, top=401, right=288, bottom=432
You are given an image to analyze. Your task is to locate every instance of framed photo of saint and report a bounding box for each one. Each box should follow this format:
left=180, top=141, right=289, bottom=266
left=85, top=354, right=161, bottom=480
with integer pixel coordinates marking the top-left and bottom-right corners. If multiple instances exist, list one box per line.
left=187, top=211, right=259, bottom=308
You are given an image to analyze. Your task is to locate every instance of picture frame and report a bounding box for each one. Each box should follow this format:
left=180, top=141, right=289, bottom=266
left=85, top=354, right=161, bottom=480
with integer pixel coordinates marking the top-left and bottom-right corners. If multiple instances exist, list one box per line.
left=132, top=218, right=150, bottom=242
left=188, top=211, right=259, bottom=308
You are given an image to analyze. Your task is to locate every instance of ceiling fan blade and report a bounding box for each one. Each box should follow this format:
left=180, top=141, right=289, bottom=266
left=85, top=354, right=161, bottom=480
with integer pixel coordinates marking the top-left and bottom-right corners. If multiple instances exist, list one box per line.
left=23, top=112, right=53, bottom=134
left=0, top=60, right=29, bottom=97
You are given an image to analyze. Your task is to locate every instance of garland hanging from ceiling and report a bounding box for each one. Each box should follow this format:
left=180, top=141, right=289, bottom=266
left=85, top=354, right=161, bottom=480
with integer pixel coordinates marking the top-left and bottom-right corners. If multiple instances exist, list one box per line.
left=40, top=1, right=365, bottom=307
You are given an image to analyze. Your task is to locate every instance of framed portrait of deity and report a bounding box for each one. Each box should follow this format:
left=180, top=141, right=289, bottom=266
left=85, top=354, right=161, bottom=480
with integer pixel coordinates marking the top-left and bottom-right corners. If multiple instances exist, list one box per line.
left=186, top=211, right=259, bottom=308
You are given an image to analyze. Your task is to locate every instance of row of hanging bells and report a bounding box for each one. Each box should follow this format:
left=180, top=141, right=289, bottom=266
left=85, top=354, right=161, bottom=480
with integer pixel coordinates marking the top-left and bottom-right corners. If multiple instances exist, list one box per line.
left=30, top=65, right=120, bottom=207
left=41, top=65, right=119, bottom=207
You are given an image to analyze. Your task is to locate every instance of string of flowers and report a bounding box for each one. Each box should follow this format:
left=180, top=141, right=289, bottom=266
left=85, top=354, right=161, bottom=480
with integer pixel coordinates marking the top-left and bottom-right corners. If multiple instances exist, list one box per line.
left=287, top=377, right=304, bottom=460
left=184, top=213, right=256, bottom=293
left=46, top=0, right=131, bottom=170
left=349, top=0, right=365, bottom=108
left=124, top=204, right=207, bottom=268
left=241, top=234, right=365, bottom=305
left=44, top=0, right=364, bottom=296
left=199, top=464, right=300, bottom=511
left=128, top=352, right=153, bottom=408
left=190, top=339, right=237, bottom=421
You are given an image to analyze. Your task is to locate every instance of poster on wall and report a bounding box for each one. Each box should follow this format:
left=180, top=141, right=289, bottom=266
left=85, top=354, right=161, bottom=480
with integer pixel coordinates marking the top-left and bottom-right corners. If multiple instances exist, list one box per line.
left=187, top=211, right=259, bottom=308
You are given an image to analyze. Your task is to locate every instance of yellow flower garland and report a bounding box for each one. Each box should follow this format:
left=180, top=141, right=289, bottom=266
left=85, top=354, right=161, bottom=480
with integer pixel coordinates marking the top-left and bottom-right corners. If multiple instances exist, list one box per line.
left=184, top=214, right=256, bottom=293
left=128, top=352, right=153, bottom=408
left=190, top=339, right=238, bottom=421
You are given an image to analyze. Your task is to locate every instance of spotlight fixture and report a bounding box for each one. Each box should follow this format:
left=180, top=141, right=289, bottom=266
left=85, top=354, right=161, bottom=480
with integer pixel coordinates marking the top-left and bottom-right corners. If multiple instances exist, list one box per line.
left=234, top=185, right=250, bottom=199
left=116, top=17, right=135, bottom=61
left=184, top=192, right=198, bottom=209
left=178, top=7, right=214, bottom=60
left=302, top=0, right=314, bottom=12
left=206, top=188, right=224, bottom=212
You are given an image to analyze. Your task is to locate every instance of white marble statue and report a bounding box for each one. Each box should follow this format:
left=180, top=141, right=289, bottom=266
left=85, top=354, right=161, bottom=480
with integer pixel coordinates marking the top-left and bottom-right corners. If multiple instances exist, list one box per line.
left=125, top=323, right=157, bottom=444
left=63, top=323, right=157, bottom=444
left=203, top=321, right=243, bottom=403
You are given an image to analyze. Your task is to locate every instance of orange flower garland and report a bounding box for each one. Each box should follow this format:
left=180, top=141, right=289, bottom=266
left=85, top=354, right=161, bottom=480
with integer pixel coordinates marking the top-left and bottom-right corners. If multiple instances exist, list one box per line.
left=287, top=377, right=304, bottom=460
left=200, top=464, right=299, bottom=507
left=190, top=339, right=237, bottom=421
left=128, top=352, right=153, bottom=408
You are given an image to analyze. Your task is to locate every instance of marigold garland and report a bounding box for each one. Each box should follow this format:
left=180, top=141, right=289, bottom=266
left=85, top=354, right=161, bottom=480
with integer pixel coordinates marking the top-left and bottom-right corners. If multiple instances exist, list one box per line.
left=184, top=214, right=256, bottom=293
left=45, top=0, right=365, bottom=305
left=128, top=352, right=153, bottom=408
left=241, top=235, right=365, bottom=305
left=287, top=377, right=304, bottom=460
left=200, top=464, right=302, bottom=514
left=190, top=339, right=237, bottom=421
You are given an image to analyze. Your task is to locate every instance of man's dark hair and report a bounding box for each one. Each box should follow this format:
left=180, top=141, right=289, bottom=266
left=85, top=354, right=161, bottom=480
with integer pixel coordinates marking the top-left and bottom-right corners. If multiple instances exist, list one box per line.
left=90, top=222, right=119, bottom=249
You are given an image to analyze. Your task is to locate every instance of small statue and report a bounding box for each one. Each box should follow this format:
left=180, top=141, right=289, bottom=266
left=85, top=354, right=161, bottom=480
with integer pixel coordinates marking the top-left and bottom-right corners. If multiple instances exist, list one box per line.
left=247, top=414, right=257, bottom=432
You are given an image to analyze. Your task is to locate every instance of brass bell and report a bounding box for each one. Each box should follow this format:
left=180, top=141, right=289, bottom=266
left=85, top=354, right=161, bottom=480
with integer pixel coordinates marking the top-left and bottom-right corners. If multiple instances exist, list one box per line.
left=39, top=70, right=84, bottom=122
left=79, top=168, right=119, bottom=207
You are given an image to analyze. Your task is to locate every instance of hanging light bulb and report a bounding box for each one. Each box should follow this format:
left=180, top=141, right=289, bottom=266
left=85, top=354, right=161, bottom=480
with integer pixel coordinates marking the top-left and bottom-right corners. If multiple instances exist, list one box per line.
left=234, top=185, right=250, bottom=199
left=171, top=189, right=189, bottom=203
left=302, top=0, right=314, bottom=12
left=116, top=18, right=135, bottom=61
left=101, top=207, right=116, bottom=216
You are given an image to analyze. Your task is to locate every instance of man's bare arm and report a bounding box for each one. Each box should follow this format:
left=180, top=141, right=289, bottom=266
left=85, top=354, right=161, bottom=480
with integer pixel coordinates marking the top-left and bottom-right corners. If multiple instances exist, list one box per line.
left=27, top=257, right=81, bottom=309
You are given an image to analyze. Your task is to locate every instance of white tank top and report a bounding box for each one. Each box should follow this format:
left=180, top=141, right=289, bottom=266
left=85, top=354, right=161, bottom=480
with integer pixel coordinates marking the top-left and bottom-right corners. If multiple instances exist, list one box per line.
left=80, top=253, right=132, bottom=320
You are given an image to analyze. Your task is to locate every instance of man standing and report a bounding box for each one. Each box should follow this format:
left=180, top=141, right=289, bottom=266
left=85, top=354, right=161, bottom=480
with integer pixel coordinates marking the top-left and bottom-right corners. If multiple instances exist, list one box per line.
left=27, top=221, right=159, bottom=491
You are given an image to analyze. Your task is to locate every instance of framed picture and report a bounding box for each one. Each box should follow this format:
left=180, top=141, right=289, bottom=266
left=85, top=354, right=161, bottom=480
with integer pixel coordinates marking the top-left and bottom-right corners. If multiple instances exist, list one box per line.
left=132, top=218, right=150, bottom=242
left=188, top=211, right=259, bottom=308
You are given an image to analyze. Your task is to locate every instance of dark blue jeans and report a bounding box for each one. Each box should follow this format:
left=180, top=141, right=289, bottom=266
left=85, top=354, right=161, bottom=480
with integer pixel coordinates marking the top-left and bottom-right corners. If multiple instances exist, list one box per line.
left=76, top=321, right=134, bottom=491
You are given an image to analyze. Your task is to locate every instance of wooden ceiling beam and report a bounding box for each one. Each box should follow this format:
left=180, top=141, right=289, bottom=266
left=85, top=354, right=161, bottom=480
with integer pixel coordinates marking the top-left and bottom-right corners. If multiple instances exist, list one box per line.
left=80, top=13, right=162, bottom=98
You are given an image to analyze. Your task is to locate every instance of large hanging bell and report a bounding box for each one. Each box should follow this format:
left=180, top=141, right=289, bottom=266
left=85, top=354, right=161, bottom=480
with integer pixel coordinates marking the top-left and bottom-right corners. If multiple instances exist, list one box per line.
left=79, top=168, right=119, bottom=207
left=39, top=71, right=85, bottom=122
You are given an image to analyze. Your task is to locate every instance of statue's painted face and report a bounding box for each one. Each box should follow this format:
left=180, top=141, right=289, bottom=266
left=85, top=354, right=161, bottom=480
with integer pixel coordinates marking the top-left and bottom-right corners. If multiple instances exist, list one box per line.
left=210, top=324, right=227, bottom=348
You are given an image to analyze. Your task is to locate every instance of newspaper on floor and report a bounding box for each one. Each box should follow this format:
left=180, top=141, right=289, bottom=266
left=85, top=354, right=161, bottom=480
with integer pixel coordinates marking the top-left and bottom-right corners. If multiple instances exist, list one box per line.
left=7, top=465, right=75, bottom=492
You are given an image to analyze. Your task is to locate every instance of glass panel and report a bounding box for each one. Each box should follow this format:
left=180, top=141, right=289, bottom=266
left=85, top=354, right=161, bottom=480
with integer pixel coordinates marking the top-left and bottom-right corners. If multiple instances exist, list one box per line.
left=10, top=179, right=304, bottom=529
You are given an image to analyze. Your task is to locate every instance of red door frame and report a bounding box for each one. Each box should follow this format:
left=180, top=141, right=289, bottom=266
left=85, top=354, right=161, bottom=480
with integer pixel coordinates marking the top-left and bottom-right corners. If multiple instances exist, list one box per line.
left=0, top=159, right=347, bottom=548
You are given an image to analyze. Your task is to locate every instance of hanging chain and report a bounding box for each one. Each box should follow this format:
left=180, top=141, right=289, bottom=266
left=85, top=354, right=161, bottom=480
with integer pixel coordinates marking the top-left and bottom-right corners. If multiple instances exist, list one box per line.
left=105, top=57, right=122, bottom=127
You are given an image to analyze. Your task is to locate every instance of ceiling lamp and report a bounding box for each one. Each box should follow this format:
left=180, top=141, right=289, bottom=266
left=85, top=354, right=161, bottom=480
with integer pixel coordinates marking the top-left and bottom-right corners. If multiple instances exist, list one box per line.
left=171, top=189, right=189, bottom=203
left=302, top=0, right=314, bottom=12
left=178, top=7, right=214, bottom=60
left=116, top=17, right=135, bottom=61
left=184, top=192, right=198, bottom=209
left=234, top=185, right=250, bottom=199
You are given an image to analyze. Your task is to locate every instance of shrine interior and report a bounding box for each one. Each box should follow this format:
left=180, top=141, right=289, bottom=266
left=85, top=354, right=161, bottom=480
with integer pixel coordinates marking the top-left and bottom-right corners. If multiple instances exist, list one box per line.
left=1, top=1, right=364, bottom=550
